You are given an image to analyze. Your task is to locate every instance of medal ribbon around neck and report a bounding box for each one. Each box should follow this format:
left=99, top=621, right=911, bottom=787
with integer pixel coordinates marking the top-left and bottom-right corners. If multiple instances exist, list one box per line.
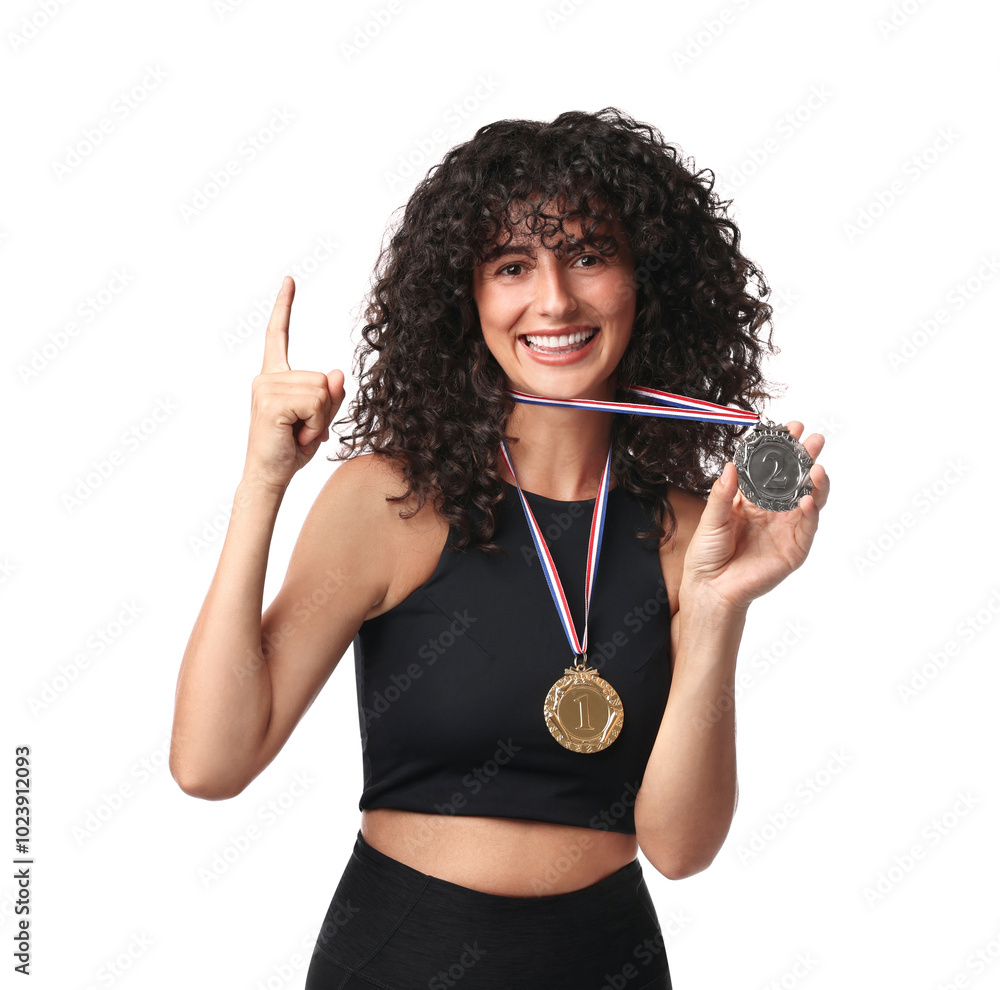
left=498, top=440, right=611, bottom=661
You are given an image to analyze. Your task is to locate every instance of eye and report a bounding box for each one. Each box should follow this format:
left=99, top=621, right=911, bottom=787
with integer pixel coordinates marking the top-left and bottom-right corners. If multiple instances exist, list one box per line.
left=572, top=253, right=603, bottom=268
left=498, top=262, right=524, bottom=277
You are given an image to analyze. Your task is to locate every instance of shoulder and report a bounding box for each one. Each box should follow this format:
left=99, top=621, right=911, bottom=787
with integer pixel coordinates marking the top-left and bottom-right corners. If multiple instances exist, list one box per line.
left=309, top=453, right=450, bottom=617
left=313, top=452, right=423, bottom=522
left=323, top=450, right=410, bottom=493
left=309, top=452, right=447, bottom=561
left=289, top=454, right=411, bottom=589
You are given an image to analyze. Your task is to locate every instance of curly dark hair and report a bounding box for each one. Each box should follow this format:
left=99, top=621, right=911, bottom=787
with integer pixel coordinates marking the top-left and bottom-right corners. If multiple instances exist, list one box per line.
left=330, top=106, right=782, bottom=551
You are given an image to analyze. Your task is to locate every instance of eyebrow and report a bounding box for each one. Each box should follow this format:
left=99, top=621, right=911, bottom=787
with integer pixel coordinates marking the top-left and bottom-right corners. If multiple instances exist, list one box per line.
left=479, top=233, right=619, bottom=267
left=482, top=243, right=536, bottom=263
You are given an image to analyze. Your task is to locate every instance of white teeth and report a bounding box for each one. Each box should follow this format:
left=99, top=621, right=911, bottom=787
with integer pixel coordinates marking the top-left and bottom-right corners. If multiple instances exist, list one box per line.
left=524, top=328, right=597, bottom=350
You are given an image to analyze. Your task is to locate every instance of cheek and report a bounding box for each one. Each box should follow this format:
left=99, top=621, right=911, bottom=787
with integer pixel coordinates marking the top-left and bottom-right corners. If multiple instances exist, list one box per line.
left=589, top=269, right=635, bottom=318
left=604, top=278, right=636, bottom=354
left=476, top=286, right=514, bottom=329
left=610, top=273, right=638, bottom=317
left=479, top=319, right=514, bottom=363
left=597, top=297, right=634, bottom=340
left=613, top=292, right=636, bottom=324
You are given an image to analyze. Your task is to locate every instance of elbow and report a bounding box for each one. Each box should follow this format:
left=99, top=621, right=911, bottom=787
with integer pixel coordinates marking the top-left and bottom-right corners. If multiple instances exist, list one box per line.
left=638, top=828, right=720, bottom=881
left=169, top=754, right=249, bottom=801
left=654, top=854, right=714, bottom=881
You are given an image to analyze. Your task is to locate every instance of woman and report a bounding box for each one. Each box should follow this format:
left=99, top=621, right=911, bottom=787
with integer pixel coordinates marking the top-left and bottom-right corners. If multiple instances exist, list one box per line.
left=170, top=107, right=829, bottom=989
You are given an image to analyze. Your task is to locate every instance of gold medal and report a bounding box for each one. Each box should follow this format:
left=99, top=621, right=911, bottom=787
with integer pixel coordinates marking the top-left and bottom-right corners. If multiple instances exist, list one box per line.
left=499, top=440, right=625, bottom=755
left=544, top=656, right=624, bottom=754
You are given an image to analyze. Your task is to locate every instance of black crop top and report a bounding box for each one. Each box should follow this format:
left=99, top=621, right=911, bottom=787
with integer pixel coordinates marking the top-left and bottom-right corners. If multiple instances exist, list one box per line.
left=352, top=481, right=672, bottom=834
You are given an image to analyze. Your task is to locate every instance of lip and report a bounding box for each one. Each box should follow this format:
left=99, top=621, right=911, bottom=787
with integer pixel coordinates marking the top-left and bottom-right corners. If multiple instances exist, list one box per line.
left=518, top=326, right=600, bottom=365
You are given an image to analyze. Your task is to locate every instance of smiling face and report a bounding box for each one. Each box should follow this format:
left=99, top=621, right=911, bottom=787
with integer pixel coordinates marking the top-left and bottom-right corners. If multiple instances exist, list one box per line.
left=471, top=205, right=637, bottom=401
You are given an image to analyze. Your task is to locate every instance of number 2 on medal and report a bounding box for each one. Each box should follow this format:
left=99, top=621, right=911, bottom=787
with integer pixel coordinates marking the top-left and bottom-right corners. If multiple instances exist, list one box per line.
left=760, top=450, right=788, bottom=490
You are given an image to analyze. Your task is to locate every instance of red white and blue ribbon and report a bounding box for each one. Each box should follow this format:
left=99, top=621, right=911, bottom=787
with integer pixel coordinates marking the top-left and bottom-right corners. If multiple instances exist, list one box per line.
left=499, top=439, right=611, bottom=663
left=506, top=384, right=759, bottom=425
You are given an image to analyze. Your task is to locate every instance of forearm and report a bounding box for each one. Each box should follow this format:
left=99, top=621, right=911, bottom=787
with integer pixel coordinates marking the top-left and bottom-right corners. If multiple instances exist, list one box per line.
left=170, top=478, right=286, bottom=798
left=633, top=590, right=747, bottom=879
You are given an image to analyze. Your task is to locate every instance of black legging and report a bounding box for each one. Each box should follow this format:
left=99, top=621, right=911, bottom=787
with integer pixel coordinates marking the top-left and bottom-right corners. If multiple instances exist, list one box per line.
left=305, top=830, right=672, bottom=990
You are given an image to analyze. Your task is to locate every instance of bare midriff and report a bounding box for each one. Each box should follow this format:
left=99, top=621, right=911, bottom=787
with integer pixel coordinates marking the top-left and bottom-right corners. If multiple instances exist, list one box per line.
left=360, top=807, right=639, bottom=897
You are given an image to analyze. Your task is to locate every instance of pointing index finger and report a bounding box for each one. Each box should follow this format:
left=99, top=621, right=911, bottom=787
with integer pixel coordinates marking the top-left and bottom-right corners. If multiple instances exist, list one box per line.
left=262, top=276, right=294, bottom=373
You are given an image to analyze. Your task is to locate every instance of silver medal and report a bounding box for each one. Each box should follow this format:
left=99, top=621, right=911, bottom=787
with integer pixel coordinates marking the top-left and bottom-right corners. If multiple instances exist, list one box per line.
left=733, top=420, right=813, bottom=511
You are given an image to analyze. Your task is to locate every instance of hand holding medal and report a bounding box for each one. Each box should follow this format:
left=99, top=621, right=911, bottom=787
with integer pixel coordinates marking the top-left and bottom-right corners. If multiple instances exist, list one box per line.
left=681, top=421, right=829, bottom=613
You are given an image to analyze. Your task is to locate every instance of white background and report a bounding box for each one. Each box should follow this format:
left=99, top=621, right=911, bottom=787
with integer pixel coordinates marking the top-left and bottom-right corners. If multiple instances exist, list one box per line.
left=3, top=0, right=998, bottom=987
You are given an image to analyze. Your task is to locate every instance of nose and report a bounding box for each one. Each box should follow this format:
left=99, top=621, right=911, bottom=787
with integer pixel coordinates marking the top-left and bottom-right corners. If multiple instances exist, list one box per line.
left=532, top=256, right=578, bottom=319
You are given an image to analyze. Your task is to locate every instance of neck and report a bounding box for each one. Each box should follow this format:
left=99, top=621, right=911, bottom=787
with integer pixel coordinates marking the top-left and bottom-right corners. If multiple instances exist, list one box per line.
left=502, top=401, right=616, bottom=501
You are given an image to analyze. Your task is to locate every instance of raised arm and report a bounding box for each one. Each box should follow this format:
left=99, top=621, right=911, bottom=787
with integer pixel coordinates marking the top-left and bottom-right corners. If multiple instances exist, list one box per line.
left=168, top=277, right=393, bottom=799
